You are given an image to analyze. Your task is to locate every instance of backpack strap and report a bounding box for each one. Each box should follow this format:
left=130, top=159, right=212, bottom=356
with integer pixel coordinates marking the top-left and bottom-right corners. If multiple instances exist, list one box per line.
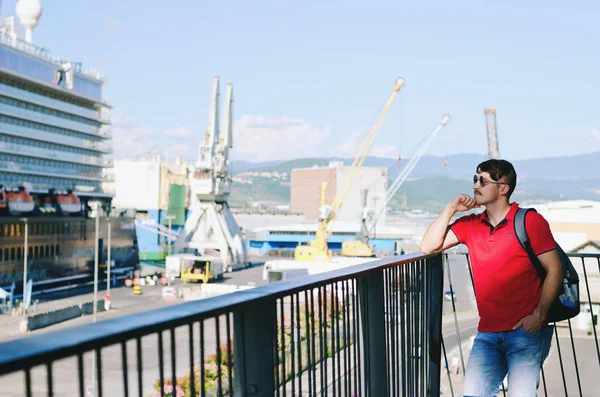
left=514, top=207, right=546, bottom=280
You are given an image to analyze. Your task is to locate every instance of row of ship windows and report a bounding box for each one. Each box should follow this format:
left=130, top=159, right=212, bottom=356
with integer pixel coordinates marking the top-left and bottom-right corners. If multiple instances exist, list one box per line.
left=1, top=173, right=101, bottom=191
left=0, top=96, right=99, bottom=127
left=0, top=133, right=101, bottom=157
left=0, top=222, right=82, bottom=238
left=0, top=114, right=101, bottom=144
left=0, top=244, right=61, bottom=262
left=0, top=76, right=96, bottom=110
left=0, top=81, right=100, bottom=121
left=0, top=154, right=100, bottom=174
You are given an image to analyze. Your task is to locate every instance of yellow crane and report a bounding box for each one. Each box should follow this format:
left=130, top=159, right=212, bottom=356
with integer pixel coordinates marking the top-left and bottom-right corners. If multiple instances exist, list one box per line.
left=294, top=77, right=406, bottom=262
left=484, top=108, right=500, bottom=159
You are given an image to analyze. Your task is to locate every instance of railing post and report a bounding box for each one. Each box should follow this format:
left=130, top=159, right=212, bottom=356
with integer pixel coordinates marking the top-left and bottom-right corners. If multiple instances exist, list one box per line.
left=234, top=300, right=276, bottom=397
left=426, top=254, right=444, bottom=396
left=358, top=269, right=388, bottom=397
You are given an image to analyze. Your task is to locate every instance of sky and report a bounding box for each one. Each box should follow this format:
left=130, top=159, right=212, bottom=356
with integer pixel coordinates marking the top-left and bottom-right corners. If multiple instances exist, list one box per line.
left=2, top=0, right=599, bottom=163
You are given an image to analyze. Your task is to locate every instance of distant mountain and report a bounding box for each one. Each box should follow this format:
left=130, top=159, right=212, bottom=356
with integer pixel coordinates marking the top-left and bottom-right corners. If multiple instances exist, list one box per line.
left=231, top=152, right=600, bottom=179
left=230, top=160, right=285, bottom=173
left=410, top=152, right=600, bottom=180
left=228, top=152, right=600, bottom=210
left=250, top=158, right=335, bottom=174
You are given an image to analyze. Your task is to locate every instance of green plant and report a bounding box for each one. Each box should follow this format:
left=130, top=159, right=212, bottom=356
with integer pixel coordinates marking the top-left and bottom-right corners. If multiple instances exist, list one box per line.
left=149, top=291, right=351, bottom=395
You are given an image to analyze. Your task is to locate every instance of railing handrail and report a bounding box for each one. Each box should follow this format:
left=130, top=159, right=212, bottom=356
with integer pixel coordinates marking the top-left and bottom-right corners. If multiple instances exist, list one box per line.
left=0, top=31, right=104, bottom=80
left=0, top=251, right=437, bottom=376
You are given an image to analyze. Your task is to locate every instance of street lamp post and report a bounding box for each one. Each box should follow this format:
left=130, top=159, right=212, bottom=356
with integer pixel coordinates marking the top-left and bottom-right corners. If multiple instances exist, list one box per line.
left=22, top=218, right=28, bottom=310
left=91, top=202, right=100, bottom=397
left=93, top=205, right=99, bottom=322
left=164, top=215, right=176, bottom=289
left=107, top=217, right=111, bottom=296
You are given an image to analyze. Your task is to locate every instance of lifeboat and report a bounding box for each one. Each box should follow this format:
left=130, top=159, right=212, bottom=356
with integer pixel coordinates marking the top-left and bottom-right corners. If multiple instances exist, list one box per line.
left=0, top=186, right=6, bottom=210
left=57, top=190, right=81, bottom=214
left=43, top=189, right=81, bottom=214
left=6, top=186, right=35, bottom=214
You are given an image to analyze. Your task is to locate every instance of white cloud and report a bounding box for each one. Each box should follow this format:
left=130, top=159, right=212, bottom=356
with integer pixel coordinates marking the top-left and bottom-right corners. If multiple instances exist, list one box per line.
left=106, top=20, right=122, bottom=33
left=329, top=125, right=369, bottom=159
left=165, top=127, right=194, bottom=138
left=232, top=115, right=333, bottom=161
left=165, top=142, right=195, bottom=161
left=110, top=112, right=196, bottom=161
left=369, top=144, right=401, bottom=159
left=567, top=128, right=600, bottom=141
left=111, top=114, right=156, bottom=159
left=581, top=129, right=600, bottom=140
left=110, top=113, right=133, bottom=127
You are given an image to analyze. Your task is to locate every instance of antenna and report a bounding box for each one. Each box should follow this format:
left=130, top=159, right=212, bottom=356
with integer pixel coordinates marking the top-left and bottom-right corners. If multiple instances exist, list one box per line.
left=484, top=108, right=500, bottom=159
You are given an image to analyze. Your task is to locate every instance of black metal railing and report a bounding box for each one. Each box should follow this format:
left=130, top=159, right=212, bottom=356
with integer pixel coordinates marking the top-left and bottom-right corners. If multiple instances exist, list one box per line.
left=0, top=252, right=444, bottom=397
left=440, top=252, right=600, bottom=397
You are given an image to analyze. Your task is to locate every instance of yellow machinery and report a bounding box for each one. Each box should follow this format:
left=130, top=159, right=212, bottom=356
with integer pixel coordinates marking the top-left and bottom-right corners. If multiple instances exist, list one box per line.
left=294, top=77, right=406, bottom=262
left=166, top=254, right=223, bottom=284
left=181, top=259, right=213, bottom=284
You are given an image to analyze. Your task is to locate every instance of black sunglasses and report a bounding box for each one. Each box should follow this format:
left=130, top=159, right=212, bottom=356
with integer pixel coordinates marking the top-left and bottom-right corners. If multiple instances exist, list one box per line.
left=473, top=174, right=506, bottom=187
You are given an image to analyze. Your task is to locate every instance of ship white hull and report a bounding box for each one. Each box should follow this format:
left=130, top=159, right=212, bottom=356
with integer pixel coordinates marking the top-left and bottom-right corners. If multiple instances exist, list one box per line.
left=8, top=202, right=35, bottom=214
left=60, top=203, right=81, bottom=213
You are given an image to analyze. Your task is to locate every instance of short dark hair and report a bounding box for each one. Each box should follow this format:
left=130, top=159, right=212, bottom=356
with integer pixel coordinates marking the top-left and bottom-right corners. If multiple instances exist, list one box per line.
left=476, top=159, right=517, bottom=199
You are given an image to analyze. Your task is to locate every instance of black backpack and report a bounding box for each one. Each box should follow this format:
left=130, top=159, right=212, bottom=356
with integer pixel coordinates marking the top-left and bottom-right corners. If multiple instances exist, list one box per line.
left=514, top=208, right=580, bottom=323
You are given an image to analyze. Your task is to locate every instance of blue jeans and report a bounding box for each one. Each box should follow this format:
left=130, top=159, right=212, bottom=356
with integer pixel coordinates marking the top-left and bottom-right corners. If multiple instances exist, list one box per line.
left=463, top=326, right=554, bottom=397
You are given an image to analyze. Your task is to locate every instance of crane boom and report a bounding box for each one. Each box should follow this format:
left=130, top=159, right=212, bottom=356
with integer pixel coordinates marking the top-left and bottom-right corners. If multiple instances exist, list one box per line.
left=327, top=77, right=406, bottom=231
left=367, top=114, right=450, bottom=235
left=341, top=114, right=451, bottom=257
left=294, top=77, right=406, bottom=262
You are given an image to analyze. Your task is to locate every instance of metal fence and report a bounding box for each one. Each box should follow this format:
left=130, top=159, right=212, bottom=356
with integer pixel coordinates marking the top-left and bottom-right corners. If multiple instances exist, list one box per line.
left=0, top=252, right=444, bottom=397
left=440, top=252, right=600, bottom=397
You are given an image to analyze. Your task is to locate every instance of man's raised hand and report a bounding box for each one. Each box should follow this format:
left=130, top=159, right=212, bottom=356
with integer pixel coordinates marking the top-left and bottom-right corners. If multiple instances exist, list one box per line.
left=451, top=194, right=480, bottom=213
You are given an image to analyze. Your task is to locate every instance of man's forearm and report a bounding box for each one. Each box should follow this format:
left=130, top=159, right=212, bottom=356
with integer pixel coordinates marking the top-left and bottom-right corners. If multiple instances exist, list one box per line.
left=420, top=204, right=456, bottom=253
left=534, top=267, right=563, bottom=319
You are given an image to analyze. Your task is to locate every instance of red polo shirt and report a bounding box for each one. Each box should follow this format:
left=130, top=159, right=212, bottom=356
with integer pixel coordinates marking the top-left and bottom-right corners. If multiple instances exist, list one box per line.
left=449, top=203, right=556, bottom=332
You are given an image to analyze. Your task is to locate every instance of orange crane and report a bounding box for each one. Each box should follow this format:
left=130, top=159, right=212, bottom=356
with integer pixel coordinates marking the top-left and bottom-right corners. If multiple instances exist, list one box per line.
left=484, top=108, right=500, bottom=159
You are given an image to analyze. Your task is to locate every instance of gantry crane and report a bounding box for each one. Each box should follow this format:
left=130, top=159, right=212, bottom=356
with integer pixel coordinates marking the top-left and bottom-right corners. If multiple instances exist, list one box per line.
left=484, top=108, right=500, bottom=159
left=341, top=114, right=451, bottom=257
left=173, top=76, right=248, bottom=272
left=294, top=77, right=406, bottom=262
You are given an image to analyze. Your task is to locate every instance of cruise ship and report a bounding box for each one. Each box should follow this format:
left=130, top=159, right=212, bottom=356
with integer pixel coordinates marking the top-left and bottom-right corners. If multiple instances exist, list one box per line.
left=0, top=5, right=138, bottom=293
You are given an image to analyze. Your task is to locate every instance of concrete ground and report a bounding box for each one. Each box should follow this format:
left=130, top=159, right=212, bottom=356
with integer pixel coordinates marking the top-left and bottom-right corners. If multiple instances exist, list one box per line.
left=0, top=257, right=268, bottom=342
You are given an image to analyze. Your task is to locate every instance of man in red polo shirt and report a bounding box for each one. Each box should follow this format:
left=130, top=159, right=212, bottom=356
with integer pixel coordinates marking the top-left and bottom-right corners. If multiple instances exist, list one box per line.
left=420, top=159, right=562, bottom=396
